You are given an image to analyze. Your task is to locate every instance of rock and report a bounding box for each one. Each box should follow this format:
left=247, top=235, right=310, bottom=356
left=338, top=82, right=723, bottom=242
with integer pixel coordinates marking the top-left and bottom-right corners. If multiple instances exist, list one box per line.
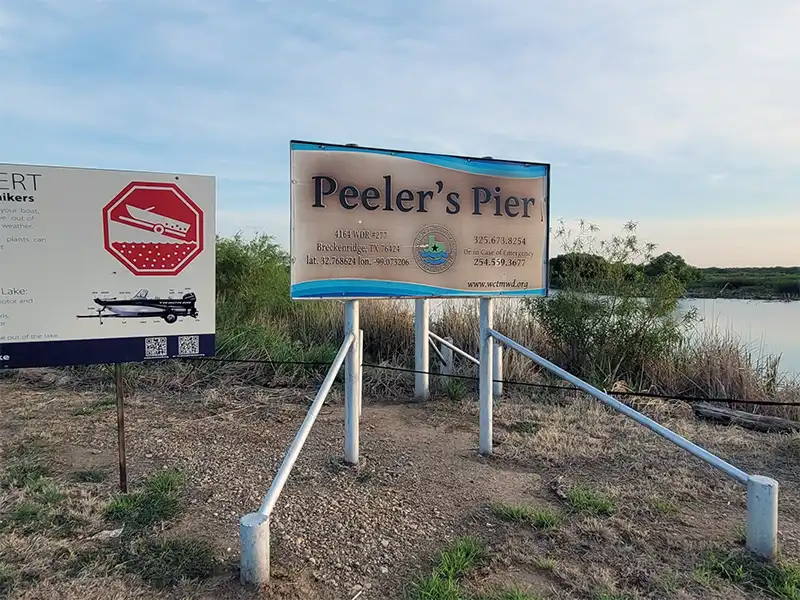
left=379, top=566, right=388, bottom=574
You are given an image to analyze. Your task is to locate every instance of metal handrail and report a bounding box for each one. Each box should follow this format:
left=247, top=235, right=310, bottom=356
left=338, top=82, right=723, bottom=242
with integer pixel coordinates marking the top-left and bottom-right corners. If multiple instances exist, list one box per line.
left=258, top=332, right=355, bottom=516
left=429, top=331, right=480, bottom=366
left=488, top=328, right=750, bottom=484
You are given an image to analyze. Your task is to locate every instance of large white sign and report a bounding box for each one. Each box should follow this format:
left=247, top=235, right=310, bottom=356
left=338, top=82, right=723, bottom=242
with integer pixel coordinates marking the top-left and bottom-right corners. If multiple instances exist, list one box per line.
left=0, top=163, right=216, bottom=369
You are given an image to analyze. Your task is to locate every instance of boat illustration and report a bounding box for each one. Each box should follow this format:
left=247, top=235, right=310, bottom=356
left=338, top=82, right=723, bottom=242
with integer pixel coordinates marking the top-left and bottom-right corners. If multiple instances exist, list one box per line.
left=77, top=289, right=199, bottom=324
left=117, top=205, right=191, bottom=238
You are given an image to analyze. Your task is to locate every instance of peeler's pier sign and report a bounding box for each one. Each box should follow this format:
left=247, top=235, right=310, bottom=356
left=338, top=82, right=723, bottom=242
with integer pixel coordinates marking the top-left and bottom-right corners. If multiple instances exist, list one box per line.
left=0, top=163, right=216, bottom=370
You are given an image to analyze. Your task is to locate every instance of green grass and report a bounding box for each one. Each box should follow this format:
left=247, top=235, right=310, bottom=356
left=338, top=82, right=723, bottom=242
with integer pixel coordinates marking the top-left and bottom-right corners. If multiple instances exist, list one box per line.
left=0, top=562, right=15, bottom=595
left=649, top=496, right=679, bottom=515
left=534, top=557, right=557, bottom=571
left=565, top=485, right=616, bottom=516
left=442, top=378, right=468, bottom=402
left=412, top=574, right=462, bottom=600
left=124, top=537, right=217, bottom=588
left=71, top=397, right=116, bottom=416
left=105, top=469, right=185, bottom=532
left=409, top=536, right=488, bottom=600
left=437, top=536, right=488, bottom=580
left=71, top=469, right=108, bottom=483
left=2, top=443, right=51, bottom=488
left=698, top=548, right=800, bottom=599
left=491, top=503, right=563, bottom=530
left=505, top=421, right=539, bottom=435
left=0, top=446, right=87, bottom=538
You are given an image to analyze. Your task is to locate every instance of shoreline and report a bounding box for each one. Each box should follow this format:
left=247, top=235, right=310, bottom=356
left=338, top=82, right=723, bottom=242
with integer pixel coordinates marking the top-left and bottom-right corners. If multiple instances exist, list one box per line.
left=683, top=290, right=800, bottom=302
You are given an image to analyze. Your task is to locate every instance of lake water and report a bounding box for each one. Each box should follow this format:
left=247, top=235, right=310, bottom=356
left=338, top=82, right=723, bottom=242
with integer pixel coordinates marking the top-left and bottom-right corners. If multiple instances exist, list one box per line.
left=680, top=298, right=800, bottom=376
left=426, top=297, right=800, bottom=376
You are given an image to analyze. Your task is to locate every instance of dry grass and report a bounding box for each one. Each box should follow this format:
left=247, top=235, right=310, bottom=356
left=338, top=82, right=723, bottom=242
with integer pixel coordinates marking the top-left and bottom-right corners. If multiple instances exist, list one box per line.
left=5, top=291, right=797, bottom=423
left=1, top=372, right=800, bottom=599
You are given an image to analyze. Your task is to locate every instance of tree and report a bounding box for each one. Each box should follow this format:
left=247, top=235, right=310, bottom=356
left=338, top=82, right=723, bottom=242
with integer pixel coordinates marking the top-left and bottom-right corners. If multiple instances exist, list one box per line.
left=644, top=252, right=699, bottom=284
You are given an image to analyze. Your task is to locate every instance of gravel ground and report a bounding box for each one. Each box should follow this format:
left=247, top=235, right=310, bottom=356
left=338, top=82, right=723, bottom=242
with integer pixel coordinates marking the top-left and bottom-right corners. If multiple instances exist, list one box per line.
left=1, top=375, right=799, bottom=599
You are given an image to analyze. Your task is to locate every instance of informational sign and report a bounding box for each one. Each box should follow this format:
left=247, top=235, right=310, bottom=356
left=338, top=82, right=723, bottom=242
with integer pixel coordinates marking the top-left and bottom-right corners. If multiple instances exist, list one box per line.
left=290, top=141, right=550, bottom=299
left=0, top=164, right=216, bottom=369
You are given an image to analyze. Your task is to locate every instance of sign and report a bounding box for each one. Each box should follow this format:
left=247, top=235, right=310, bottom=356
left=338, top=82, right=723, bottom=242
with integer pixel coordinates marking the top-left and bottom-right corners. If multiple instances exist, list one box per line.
left=290, top=141, right=550, bottom=299
left=0, top=164, right=216, bottom=369
left=102, top=181, right=205, bottom=276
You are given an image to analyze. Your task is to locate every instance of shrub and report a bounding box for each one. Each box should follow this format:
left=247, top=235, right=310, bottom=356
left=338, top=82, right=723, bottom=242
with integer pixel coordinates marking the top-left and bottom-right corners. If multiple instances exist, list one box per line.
left=524, top=220, right=698, bottom=389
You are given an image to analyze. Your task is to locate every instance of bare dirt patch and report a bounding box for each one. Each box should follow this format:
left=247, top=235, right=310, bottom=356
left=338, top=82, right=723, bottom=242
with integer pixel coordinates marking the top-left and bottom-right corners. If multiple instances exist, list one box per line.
left=1, top=377, right=799, bottom=599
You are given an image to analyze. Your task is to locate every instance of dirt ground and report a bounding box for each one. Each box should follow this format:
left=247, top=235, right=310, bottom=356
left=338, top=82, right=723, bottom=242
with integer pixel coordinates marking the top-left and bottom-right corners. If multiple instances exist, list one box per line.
left=1, top=371, right=799, bottom=599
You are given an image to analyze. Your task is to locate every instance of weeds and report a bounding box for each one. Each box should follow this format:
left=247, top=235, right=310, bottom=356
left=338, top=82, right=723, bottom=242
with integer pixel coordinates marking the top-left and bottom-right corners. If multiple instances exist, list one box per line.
left=698, top=548, right=800, bottom=599
left=71, top=469, right=108, bottom=483
left=566, top=485, right=615, bottom=516
left=2, top=442, right=51, bottom=488
left=72, top=397, right=115, bottom=416
left=124, top=537, right=217, bottom=588
left=45, top=231, right=800, bottom=420
left=409, top=536, right=488, bottom=600
left=505, top=421, right=539, bottom=435
left=491, top=503, right=563, bottom=530
left=649, top=495, right=679, bottom=515
left=534, top=557, right=557, bottom=571
left=0, top=562, right=15, bottom=595
left=442, top=378, right=468, bottom=402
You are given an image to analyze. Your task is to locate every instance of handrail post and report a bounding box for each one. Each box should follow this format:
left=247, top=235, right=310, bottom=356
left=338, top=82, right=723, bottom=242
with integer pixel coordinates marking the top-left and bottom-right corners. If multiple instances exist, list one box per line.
left=240, top=333, right=354, bottom=585
left=479, top=298, right=493, bottom=455
left=440, top=337, right=454, bottom=378
left=345, top=301, right=360, bottom=465
left=415, top=299, right=430, bottom=401
left=492, top=342, right=503, bottom=398
left=357, top=328, right=364, bottom=419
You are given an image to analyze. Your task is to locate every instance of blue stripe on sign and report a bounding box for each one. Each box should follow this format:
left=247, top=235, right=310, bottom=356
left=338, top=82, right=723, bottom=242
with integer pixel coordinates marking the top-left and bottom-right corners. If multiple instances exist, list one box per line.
left=291, top=279, right=548, bottom=299
left=290, top=141, right=549, bottom=179
left=0, top=334, right=216, bottom=369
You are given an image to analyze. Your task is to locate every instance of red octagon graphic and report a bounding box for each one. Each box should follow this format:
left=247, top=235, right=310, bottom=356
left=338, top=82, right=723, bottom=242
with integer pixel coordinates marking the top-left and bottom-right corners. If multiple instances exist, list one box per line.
left=102, top=181, right=204, bottom=276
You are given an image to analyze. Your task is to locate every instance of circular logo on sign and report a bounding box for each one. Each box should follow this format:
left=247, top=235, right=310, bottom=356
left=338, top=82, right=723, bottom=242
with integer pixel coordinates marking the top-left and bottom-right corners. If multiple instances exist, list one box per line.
left=413, top=224, right=457, bottom=274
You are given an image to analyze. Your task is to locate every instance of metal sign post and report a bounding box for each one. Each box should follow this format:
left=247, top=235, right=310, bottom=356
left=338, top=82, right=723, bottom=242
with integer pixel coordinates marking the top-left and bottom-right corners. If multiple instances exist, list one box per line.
left=114, top=363, right=128, bottom=493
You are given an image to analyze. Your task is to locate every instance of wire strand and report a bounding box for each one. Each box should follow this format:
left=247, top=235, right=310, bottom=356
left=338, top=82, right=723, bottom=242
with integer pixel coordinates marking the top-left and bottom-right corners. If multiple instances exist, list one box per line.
left=183, top=356, right=800, bottom=408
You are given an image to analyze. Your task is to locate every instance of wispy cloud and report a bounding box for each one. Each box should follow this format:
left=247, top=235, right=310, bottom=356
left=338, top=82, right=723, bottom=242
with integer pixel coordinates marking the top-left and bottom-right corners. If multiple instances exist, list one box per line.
left=2, top=0, right=799, bottom=265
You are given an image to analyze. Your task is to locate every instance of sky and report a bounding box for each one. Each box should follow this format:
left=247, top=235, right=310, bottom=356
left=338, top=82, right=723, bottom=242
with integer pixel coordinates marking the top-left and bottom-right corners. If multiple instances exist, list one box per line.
left=2, top=0, right=799, bottom=267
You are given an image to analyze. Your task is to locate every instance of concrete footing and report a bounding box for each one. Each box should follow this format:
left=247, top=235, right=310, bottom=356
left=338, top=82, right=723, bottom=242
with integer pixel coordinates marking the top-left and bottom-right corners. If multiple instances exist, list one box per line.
left=240, top=512, right=270, bottom=585
left=746, top=475, right=779, bottom=560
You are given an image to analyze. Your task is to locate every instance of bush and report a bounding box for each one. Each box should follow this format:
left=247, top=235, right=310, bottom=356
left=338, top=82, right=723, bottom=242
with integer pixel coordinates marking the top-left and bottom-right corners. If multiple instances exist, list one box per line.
left=524, top=220, right=698, bottom=389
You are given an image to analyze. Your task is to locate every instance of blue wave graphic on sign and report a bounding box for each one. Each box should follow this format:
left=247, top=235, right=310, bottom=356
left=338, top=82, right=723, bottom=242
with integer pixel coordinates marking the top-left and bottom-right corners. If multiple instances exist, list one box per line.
left=291, top=279, right=547, bottom=299
left=290, top=141, right=549, bottom=179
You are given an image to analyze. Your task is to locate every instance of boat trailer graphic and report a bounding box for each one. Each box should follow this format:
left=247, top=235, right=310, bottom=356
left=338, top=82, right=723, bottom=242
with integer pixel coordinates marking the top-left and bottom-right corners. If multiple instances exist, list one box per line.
left=77, top=289, right=199, bottom=324
left=117, top=205, right=192, bottom=239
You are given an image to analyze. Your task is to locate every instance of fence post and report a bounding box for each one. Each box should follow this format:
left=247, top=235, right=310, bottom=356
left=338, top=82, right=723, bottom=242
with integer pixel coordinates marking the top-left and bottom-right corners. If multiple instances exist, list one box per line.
left=344, top=301, right=360, bottom=465
left=479, top=298, right=494, bottom=455
left=440, top=337, right=454, bottom=379
left=357, top=328, right=364, bottom=419
left=492, top=342, right=503, bottom=398
left=414, top=299, right=429, bottom=401
left=239, top=512, right=270, bottom=585
left=747, top=475, right=779, bottom=559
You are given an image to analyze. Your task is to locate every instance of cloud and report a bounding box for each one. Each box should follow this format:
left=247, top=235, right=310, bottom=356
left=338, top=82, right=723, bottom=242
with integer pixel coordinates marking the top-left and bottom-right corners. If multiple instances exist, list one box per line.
left=2, top=0, right=799, bottom=266
left=4, top=0, right=800, bottom=166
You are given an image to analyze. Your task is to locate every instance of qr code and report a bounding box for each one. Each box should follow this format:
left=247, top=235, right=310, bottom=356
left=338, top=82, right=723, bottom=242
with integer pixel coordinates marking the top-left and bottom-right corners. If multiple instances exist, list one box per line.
left=144, top=337, right=168, bottom=358
left=178, top=335, right=200, bottom=356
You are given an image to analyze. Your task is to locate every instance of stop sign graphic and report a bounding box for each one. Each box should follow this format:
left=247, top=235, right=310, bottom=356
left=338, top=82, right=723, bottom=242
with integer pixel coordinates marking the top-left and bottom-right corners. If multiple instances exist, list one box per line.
left=102, top=181, right=205, bottom=276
